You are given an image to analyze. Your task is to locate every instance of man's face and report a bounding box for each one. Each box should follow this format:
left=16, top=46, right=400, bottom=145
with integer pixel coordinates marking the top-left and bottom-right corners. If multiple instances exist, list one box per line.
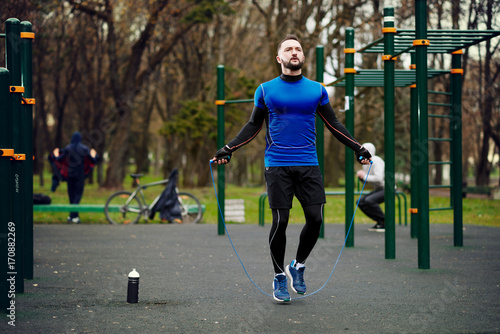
left=277, top=39, right=305, bottom=71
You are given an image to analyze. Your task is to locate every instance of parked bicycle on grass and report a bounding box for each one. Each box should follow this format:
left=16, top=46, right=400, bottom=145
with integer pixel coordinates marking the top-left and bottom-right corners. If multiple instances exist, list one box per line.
left=104, top=169, right=203, bottom=225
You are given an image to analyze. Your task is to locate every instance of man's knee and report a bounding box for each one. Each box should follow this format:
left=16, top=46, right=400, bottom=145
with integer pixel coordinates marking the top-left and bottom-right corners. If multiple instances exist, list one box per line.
left=358, top=196, right=369, bottom=208
left=303, top=204, right=323, bottom=225
left=272, top=209, right=290, bottom=225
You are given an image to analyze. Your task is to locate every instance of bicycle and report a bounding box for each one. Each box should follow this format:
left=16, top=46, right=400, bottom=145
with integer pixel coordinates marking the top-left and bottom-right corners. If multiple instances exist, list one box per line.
left=104, top=173, right=203, bottom=225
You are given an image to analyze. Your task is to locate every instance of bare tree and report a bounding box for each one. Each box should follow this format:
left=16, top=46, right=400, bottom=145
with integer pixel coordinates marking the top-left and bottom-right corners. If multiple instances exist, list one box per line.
left=5, top=0, right=498, bottom=190
left=66, top=0, right=226, bottom=188
left=463, top=0, right=500, bottom=186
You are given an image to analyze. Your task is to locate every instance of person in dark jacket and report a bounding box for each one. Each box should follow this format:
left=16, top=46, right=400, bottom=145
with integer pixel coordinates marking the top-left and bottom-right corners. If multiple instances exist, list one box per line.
left=48, top=148, right=97, bottom=192
left=53, top=132, right=98, bottom=224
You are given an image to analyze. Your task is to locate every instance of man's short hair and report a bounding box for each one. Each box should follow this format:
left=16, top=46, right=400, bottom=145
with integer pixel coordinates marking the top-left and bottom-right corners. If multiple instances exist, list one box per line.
left=277, top=34, right=300, bottom=55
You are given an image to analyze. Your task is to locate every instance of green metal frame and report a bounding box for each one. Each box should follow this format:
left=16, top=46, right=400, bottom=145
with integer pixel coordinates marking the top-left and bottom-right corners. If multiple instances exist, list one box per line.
left=330, top=69, right=449, bottom=87
left=344, top=28, right=355, bottom=247
left=1, top=18, right=34, bottom=312
left=451, top=52, right=463, bottom=247
left=21, top=21, right=34, bottom=281
left=331, top=3, right=498, bottom=268
left=0, top=65, right=12, bottom=314
left=410, top=54, right=419, bottom=240
left=216, top=65, right=226, bottom=235
left=358, top=29, right=500, bottom=55
left=414, top=0, right=430, bottom=269
left=316, top=46, right=326, bottom=239
left=6, top=19, right=26, bottom=292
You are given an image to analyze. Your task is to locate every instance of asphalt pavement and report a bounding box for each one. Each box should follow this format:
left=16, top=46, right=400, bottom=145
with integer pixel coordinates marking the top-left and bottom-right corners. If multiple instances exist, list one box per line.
left=2, top=222, right=499, bottom=333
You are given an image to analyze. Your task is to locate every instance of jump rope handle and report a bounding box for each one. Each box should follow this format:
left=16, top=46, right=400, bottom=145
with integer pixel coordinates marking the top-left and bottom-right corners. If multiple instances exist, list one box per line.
left=359, top=156, right=373, bottom=164
left=210, top=155, right=231, bottom=164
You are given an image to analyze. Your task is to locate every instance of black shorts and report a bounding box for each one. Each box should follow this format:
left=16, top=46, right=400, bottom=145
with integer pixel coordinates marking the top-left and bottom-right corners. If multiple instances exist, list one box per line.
left=264, top=166, right=326, bottom=209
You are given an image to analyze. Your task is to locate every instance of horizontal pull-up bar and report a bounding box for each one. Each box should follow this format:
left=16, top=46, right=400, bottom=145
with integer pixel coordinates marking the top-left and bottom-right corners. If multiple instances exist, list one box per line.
left=215, top=99, right=253, bottom=105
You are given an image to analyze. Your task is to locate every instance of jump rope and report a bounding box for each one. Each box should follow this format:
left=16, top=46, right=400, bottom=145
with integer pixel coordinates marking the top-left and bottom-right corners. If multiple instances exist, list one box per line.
left=209, top=158, right=373, bottom=300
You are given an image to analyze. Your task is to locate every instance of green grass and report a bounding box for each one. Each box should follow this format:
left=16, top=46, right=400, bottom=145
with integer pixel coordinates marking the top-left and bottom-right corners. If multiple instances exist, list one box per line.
left=33, top=174, right=500, bottom=227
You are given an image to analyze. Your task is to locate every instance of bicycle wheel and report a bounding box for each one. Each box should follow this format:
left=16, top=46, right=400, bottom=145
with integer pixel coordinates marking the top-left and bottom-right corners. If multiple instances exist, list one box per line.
left=178, top=192, right=203, bottom=224
left=105, top=191, right=142, bottom=225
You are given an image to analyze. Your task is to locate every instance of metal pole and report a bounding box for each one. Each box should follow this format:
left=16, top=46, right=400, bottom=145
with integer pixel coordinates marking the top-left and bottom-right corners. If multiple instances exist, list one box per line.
left=383, top=7, right=396, bottom=259
left=451, top=51, right=463, bottom=247
left=410, top=53, right=418, bottom=239
left=316, top=46, right=325, bottom=239
left=344, top=28, right=355, bottom=247
left=216, top=65, right=225, bottom=236
left=21, top=21, right=34, bottom=279
left=6, top=18, right=25, bottom=292
left=0, top=67, right=12, bottom=313
left=415, top=0, right=430, bottom=269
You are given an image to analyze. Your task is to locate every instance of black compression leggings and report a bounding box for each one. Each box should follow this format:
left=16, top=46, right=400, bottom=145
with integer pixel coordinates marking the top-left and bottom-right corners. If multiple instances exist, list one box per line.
left=269, top=204, right=324, bottom=274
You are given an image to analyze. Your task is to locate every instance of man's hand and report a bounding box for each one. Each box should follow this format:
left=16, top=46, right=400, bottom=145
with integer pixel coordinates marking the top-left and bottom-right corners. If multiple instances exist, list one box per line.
left=90, top=148, right=97, bottom=158
left=211, top=145, right=233, bottom=165
left=357, top=170, right=366, bottom=181
left=53, top=148, right=60, bottom=158
left=355, top=147, right=372, bottom=165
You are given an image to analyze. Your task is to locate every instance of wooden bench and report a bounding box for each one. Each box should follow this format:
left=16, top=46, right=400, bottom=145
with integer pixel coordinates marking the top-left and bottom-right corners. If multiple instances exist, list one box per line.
left=462, top=186, right=493, bottom=197
left=225, top=199, right=245, bottom=223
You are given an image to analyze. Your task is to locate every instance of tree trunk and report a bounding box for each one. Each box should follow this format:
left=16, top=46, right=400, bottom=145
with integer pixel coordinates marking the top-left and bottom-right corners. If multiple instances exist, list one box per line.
left=135, top=92, right=155, bottom=174
left=103, top=100, right=133, bottom=188
left=474, top=0, right=496, bottom=187
left=33, top=40, right=50, bottom=186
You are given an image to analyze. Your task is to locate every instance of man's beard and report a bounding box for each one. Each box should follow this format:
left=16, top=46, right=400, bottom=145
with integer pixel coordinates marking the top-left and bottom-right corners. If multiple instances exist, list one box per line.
left=283, top=58, right=304, bottom=71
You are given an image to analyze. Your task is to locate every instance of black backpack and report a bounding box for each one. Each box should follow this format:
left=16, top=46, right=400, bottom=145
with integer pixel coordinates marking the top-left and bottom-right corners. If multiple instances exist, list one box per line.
left=33, top=193, right=51, bottom=205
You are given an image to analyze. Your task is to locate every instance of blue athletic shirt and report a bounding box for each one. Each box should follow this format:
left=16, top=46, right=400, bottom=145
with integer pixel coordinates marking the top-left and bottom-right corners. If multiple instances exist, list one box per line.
left=255, top=76, right=329, bottom=167
left=224, top=74, right=362, bottom=167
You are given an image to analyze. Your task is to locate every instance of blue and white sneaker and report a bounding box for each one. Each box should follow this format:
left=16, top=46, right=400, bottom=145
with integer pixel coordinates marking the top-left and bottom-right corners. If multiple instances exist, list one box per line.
left=285, top=260, right=306, bottom=294
left=273, top=274, right=291, bottom=302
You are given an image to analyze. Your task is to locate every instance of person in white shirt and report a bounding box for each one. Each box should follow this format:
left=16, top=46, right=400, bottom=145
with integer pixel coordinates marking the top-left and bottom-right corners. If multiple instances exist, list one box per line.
left=356, top=143, right=385, bottom=231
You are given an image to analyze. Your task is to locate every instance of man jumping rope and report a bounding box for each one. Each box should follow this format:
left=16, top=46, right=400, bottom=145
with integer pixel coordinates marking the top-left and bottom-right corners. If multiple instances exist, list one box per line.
left=212, top=34, right=372, bottom=302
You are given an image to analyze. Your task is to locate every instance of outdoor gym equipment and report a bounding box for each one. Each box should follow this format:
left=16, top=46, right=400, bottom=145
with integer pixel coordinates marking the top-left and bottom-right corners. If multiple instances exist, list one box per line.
left=0, top=18, right=34, bottom=313
left=215, top=4, right=499, bottom=270
left=331, top=5, right=499, bottom=268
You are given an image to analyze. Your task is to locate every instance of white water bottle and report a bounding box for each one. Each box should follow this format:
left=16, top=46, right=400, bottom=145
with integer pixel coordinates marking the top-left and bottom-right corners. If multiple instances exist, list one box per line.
left=127, top=268, right=140, bottom=303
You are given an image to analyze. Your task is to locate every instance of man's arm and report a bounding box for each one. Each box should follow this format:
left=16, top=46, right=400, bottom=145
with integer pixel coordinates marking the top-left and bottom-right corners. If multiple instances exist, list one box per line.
left=54, top=147, right=67, bottom=161
left=227, top=105, right=266, bottom=151
left=317, top=103, right=362, bottom=151
left=88, top=148, right=99, bottom=164
left=212, top=105, right=266, bottom=164
left=317, top=103, right=371, bottom=164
